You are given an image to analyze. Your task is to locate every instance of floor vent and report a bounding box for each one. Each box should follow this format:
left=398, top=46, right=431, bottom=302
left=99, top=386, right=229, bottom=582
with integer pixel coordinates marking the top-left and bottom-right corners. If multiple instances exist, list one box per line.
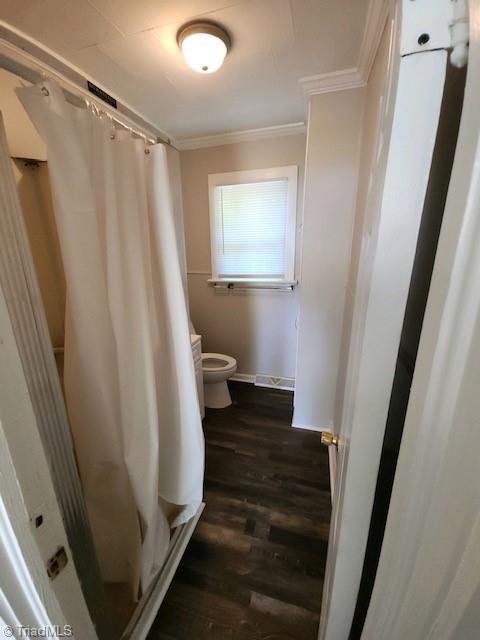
left=255, top=375, right=295, bottom=391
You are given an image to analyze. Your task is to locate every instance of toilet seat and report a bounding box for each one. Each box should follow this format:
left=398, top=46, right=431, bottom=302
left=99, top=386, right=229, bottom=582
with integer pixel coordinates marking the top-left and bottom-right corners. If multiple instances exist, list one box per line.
left=202, top=353, right=236, bottom=373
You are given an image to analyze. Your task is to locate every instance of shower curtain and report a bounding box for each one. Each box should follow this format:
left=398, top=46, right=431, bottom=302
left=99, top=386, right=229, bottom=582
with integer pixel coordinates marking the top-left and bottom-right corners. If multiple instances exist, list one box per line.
left=17, top=80, right=204, bottom=596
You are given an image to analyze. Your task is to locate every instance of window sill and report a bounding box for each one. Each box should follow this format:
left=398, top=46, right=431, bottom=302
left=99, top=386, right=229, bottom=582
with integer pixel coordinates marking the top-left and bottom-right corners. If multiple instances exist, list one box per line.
left=208, top=278, right=297, bottom=290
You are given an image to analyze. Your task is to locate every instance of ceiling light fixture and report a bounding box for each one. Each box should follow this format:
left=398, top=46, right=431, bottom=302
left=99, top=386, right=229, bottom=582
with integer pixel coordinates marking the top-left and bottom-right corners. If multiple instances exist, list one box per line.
left=177, top=22, right=231, bottom=74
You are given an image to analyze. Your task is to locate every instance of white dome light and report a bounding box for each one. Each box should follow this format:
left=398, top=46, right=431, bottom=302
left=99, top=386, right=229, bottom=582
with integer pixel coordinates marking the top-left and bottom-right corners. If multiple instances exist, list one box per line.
left=178, top=23, right=231, bottom=74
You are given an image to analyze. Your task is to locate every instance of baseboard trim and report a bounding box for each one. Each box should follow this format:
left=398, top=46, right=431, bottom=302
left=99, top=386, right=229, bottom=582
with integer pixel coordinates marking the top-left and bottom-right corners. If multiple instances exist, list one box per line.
left=230, top=372, right=295, bottom=391
left=230, top=373, right=256, bottom=384
left=291, top=421, right=323, bottom=433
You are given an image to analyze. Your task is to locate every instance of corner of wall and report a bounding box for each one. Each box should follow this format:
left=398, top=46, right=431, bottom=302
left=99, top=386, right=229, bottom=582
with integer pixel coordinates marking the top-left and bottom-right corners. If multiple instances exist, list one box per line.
left=294, top=86, right=366, bottom=433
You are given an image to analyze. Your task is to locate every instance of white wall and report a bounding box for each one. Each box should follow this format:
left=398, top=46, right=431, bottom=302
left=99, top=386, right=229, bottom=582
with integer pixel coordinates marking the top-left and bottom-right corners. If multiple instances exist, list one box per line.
left=180, top=134, right=306, bottom=381
left=334, top=25, right=392, bottom=429
left=293, top=89, right=364, bottom=430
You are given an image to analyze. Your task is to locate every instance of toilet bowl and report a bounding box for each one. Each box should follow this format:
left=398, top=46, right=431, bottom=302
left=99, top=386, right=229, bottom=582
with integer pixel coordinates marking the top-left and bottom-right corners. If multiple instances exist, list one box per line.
left=202, top=353, right=237, bottom=409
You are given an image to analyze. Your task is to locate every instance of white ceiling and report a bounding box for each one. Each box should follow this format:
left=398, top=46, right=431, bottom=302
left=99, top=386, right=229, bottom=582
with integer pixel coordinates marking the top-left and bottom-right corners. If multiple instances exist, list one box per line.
left=1, top=0, right=370, bottom=140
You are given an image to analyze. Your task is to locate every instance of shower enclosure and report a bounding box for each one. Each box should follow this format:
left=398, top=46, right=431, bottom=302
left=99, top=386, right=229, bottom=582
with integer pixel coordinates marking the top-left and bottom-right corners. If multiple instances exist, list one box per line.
left=0, top=23, right=205, bottom=640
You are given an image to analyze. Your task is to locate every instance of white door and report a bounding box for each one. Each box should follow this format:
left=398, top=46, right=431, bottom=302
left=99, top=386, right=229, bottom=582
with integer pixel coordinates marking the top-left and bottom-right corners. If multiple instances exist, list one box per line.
left=319, top=1, right=455, bottom=638
left=362, top=0, right=480, bottom=635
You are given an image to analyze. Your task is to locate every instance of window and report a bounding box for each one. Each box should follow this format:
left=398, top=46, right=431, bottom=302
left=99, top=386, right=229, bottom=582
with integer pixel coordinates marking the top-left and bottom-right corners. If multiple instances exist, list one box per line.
left=208, top=166, right=298, bottom=284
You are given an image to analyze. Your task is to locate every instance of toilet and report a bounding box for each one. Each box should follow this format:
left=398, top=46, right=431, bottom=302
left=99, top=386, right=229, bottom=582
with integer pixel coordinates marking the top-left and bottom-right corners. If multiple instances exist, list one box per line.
left=202, top=353, right=237, bottom=408
left=189, top=321, right=237, bottom=409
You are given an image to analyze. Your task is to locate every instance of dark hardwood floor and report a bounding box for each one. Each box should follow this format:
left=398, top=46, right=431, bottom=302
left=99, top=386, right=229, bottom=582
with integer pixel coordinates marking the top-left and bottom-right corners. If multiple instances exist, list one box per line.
left=148, top=382, right=331, bottom=640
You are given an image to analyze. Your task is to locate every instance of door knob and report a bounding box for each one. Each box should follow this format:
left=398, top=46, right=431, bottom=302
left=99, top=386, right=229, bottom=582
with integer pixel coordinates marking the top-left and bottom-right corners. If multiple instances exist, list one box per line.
left=321, top=431, right=339, bottom=447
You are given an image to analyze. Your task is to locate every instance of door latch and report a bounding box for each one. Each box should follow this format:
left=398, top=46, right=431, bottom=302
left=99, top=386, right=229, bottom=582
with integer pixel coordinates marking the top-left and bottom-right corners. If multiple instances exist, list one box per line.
left=47, top=546, right=68, bottom=579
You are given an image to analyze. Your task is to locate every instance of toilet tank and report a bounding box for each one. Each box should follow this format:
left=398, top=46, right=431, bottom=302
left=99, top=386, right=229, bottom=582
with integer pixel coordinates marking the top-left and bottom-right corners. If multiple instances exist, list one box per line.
left=191, top=334, right=205, bottom=419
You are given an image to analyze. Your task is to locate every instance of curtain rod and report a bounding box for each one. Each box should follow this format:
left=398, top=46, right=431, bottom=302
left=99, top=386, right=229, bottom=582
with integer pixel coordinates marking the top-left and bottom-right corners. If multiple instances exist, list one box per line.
left=0, top=23, right=178, bottom=150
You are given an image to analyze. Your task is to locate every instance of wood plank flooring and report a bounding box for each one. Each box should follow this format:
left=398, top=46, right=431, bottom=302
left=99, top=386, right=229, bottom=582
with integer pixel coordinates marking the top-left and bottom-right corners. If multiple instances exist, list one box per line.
left=148, top=382, right=331, bottom=640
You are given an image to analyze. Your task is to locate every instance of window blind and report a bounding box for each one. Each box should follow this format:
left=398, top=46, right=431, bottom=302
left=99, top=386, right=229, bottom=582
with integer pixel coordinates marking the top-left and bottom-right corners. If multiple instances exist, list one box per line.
left=213, top=179, right=290, bottom=279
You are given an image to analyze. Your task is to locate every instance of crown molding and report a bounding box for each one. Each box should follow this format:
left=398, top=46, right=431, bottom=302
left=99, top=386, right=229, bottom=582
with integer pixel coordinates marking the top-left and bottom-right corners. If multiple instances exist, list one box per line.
left=299, top=67, right=365, bottom=96
left=299, top=0, right=389, bottom=96
left=176, top=122, right=307, bottom=151
left=357, top=0, right=390, bottom=81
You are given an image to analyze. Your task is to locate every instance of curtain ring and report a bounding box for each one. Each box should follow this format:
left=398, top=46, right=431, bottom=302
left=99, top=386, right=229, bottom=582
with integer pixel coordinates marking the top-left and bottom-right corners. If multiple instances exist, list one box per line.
left=144, top=147, right=150, bottom=155
left=41, top=86, right=50, bottom=97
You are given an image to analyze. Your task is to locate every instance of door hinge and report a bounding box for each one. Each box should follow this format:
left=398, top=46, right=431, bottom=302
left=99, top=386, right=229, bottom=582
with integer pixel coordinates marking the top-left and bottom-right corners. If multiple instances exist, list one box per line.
left=47, top=546, right=68, bottom=580
left=450, top=0, right=469, bottom=68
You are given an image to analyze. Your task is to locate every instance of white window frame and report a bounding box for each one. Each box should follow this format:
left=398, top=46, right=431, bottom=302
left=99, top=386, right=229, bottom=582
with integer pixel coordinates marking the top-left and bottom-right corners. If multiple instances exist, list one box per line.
left=207, top=166, right=298, bottom=284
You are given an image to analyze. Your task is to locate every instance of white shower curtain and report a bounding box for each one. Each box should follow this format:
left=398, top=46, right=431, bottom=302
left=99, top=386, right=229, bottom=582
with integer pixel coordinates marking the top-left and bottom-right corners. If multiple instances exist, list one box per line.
left=17, top=80, right=204, bottom=596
